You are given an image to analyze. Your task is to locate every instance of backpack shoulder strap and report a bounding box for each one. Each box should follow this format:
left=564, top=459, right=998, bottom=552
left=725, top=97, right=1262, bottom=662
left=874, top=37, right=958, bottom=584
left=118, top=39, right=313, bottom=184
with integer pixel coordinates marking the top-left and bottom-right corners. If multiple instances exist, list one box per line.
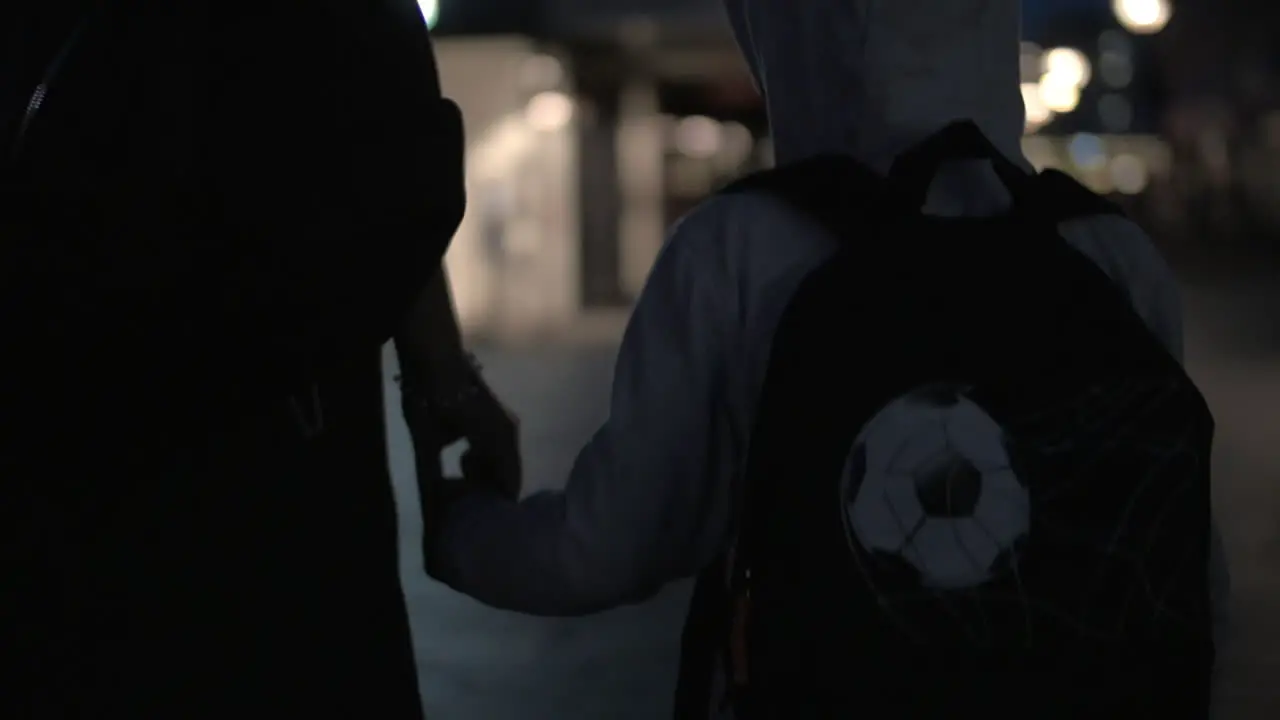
left=716, top=129, right=1124, bottom=251
left=887, top=119, right=1126, bottom=225
left=710, top=155, right=902, bottom=710
left=717, top=153, right=908, bottom=241
left=1033, top=167, right=1125, bottom=223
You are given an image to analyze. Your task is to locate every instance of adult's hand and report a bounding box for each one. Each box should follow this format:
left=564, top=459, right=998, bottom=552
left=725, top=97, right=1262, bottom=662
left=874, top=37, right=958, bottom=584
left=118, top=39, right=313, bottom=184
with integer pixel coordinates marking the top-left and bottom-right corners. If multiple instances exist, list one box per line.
left=441, top=372, right=522, bottom=502
left=395, top=264, right=521, bottom=498
left=401, top=356, right=522, bottom=501
left=401, top=361, right=520, bottom=584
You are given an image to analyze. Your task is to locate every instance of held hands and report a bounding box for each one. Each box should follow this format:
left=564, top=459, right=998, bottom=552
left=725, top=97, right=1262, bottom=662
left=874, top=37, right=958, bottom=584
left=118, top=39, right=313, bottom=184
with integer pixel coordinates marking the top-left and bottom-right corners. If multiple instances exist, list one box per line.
left=397, top=351, right=519, bottom=582
left=440, top=368, right=522, bottom=503
left=401, top=352, right=522, bottom=503
left=392, top=272, right=519, bottom=582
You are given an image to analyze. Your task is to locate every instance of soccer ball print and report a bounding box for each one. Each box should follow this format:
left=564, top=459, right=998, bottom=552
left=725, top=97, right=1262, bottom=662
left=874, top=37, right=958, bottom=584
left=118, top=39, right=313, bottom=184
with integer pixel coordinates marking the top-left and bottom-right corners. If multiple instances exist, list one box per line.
left=841, top=384, right=1030, bottom=590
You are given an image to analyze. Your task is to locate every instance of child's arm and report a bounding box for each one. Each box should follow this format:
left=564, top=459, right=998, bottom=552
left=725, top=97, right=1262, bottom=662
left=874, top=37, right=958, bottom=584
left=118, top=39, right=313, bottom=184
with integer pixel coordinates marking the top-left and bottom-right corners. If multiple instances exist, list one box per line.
left=427, top=209, right=740, bottom=616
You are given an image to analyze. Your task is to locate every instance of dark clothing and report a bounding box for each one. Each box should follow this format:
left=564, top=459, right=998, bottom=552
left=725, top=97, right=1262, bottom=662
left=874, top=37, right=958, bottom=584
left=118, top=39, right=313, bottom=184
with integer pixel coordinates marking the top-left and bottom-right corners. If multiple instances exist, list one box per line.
left=2, top=1, right=462, bottom=716
left=676, top=144, right=1215, bottom=719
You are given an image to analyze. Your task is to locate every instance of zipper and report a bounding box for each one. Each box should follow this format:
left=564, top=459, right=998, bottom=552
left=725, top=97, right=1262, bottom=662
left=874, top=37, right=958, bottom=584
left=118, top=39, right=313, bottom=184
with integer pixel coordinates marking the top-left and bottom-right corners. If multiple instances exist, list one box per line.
left=9, top=13, right=94, bottom=160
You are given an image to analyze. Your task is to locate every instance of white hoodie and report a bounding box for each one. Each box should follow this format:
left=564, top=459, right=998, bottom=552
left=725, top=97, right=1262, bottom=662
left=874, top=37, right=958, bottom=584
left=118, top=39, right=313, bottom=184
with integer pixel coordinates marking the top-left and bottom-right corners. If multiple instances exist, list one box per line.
left=434, top=0, right=1229, bottom=689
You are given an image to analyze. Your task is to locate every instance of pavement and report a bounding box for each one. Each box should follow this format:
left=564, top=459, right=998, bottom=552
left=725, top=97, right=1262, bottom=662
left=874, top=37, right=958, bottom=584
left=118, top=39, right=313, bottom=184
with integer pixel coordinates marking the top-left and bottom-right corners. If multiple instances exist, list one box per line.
left=383, top=282, right=1280, bottom=719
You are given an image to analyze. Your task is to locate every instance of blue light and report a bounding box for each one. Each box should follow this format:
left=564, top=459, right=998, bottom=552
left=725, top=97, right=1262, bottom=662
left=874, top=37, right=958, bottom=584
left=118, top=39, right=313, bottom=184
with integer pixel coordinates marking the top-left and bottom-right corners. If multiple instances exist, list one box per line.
left=1068, top=133, right=1106, bottom=170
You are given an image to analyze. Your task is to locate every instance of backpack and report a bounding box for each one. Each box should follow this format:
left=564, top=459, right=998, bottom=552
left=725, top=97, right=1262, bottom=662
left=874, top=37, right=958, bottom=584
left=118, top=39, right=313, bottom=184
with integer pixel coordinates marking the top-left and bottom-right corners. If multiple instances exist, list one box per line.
left=676, top=121, right=1215, bottom=719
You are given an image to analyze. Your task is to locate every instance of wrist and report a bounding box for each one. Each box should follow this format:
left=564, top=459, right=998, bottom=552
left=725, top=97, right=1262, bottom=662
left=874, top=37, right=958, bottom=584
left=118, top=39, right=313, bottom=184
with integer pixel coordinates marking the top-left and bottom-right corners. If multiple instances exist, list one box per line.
left=427, top=350, right=478, bottom=395
left=400, top=351, right=483, bottom=416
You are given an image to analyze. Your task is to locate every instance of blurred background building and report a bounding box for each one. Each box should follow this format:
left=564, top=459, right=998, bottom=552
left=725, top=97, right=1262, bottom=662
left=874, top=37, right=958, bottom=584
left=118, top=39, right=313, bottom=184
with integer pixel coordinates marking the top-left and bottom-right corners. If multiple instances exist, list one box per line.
left=422, top=0, right=1279, bottom=337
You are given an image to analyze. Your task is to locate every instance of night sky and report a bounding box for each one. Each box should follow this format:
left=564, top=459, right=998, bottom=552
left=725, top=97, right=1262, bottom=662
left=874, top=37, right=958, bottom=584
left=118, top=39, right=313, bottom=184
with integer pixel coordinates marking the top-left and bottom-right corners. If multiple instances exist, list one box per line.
left=434, top=0, right=1114, bottom=38
left=1024, top=0, right=1107, bottom=35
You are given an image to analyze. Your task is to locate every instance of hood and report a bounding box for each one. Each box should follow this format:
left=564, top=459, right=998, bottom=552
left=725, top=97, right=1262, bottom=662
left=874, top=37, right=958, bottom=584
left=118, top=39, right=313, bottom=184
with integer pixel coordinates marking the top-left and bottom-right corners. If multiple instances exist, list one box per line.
left=723, top=0, right=1027, bottom=174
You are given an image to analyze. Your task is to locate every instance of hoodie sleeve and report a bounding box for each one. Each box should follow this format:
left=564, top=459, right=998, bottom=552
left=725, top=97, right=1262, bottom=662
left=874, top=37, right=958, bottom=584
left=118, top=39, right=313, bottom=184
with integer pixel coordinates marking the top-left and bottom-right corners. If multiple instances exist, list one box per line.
left=430, top=211, right=739, bottom=616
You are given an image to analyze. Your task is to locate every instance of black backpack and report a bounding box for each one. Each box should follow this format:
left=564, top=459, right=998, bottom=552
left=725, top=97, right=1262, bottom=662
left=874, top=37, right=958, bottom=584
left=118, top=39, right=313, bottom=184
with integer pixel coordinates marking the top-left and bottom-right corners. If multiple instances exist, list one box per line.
left=676, top=122, right=1215, bottom=719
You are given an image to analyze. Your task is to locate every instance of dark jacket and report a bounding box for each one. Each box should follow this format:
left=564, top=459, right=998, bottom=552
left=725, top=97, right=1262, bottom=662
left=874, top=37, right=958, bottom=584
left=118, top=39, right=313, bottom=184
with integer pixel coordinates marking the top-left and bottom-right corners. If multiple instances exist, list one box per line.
left=1, top=1, right=463, bottom=716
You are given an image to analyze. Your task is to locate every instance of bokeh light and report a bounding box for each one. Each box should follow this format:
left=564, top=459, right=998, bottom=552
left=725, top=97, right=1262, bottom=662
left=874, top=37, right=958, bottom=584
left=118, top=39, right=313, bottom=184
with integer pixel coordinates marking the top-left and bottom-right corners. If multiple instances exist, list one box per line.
left=1039, top=79, right=1081, bottom=113
left=1112, top=0, right=1172, bottom=34
left=417, top=0, right=439, bottom=29
left=1042, top=47, right=1092, bottom=88
left=524, top=91, right=574, bottom=131
left=1022, top=82, right=1053, bottom=131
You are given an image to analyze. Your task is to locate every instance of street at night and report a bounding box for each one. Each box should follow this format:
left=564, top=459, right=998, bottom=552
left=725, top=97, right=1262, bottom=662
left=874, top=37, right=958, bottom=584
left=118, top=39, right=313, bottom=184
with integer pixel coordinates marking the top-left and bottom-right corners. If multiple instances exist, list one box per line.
left=388, top=280, right=1280, bottom=719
